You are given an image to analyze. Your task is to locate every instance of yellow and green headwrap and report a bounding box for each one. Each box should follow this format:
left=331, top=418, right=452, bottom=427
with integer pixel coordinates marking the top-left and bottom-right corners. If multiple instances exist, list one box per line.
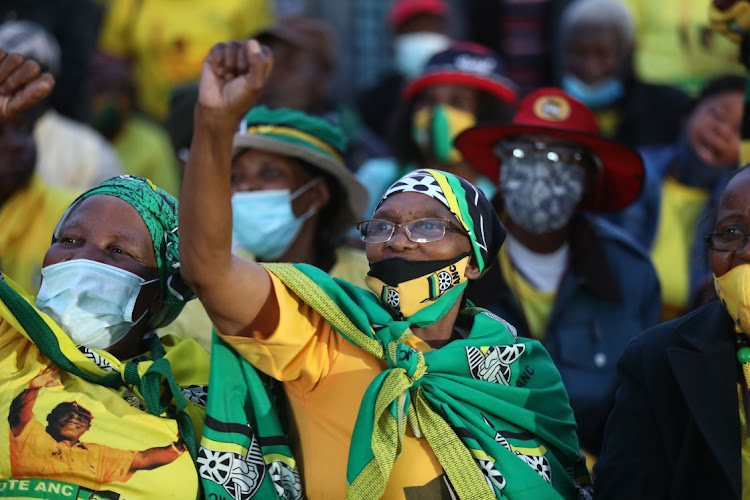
left=53, top=175, right=194, bottom=328
left=379, top=169, right=506, bottom=275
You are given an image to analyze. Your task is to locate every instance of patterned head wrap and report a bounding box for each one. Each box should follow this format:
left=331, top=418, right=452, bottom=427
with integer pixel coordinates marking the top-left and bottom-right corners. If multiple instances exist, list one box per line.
left=379, top=169, right=506, bottom=275
left=53, top=175, right=194, bottom=328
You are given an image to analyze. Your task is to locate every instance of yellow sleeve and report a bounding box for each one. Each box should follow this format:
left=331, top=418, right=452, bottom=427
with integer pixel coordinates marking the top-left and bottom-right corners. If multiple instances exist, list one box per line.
left=97, top=0, right=139, bottom=56
left=218, top=273, right=339, bottom=396
left=620, top=0, right=641, bottom=28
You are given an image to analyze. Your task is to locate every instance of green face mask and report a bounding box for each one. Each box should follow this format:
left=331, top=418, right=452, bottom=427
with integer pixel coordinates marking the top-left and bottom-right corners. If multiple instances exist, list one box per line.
left=412, top=104, right=476, bottom=164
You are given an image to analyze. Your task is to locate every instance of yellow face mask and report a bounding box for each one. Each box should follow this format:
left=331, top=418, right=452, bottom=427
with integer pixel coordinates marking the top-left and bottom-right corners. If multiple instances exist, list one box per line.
left=412, top=104, right=476, bottom=164
left=366, top=254, right=471, bottom=326
left=714, top=264, right=750, bottom=334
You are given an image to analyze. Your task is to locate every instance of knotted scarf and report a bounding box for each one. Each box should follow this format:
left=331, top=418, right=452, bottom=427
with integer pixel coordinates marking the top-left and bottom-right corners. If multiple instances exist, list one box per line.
left=261, top=263, right=590, bottom=499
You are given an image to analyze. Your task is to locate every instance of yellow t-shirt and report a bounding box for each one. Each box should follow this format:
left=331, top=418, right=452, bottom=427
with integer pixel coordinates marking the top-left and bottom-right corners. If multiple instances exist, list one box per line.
left=623, top=0, right=745, bottom=95
left=160, top=246, right=371, bottom=352
left=650, top=176, right=710, bottom=320
left=98, top=0, right=274, bottom=119
left=114, top=116, right=182, bottom=197
left=0, top=175, right=76, bottom=296
left=0, top=276, right=207, bottom=499
left=221, top=273, right=449, bottom=499
left=498, top=247, right=557, bottom=342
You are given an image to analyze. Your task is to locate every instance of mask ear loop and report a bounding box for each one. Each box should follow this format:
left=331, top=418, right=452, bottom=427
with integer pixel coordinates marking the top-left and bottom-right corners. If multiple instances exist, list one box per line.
left=289, top=177, right=322, bottom=201
left=290, top=177, right=322, bottom=222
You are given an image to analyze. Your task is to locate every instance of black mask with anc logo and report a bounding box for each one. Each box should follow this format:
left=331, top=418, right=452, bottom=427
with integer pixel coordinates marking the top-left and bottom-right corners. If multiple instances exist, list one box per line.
left=366, top=252, right=472, bottom=326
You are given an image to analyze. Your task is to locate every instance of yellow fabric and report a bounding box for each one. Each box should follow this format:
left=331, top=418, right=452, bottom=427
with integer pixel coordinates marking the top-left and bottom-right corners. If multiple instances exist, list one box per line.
left=623, top=0, right=745, bottom=95
left=10, top=420, right=136, bottom=489
left=0, top=275, right=208, bottom=499
left=594, top=107, right=621, bottom=140
left=98, top=0, right=274, bottom=119
left=498, top=247, right=556, bottom=342
left=714, top=265, right=750, bottom=334
left=738, top=384, right=750, bottom=499
left=159, top=246, right=371, bottom=352
left=0, top=175, right=76, bottom=295
left=221, top=273, right=446, bottom=500
left=650, top=176, right=710, bottom=320
left=114, top=116, right=181, bottom=197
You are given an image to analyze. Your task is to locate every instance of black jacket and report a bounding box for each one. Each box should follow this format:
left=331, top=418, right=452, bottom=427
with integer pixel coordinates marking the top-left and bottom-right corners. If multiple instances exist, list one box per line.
left=594, top=300, right=742, bottom=499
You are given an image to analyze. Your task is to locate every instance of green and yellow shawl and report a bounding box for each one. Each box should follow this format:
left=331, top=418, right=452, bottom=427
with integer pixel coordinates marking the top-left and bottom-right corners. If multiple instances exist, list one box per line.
left=201, top=170, right=591, bottom=499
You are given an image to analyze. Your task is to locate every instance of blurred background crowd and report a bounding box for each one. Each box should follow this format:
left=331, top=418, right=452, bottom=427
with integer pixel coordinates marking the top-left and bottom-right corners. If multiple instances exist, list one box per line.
left=1, top=0, right=748, bottom=481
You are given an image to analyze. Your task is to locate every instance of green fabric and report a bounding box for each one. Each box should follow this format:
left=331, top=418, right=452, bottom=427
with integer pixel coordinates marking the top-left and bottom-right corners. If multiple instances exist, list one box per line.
left=54, top=175, right=194, bottom=327
left=0, top=275, right=200, bottom=461
left=259, top=262, right=591, bottom=499
left=198, top=333, right=302, bottom=500
left=240, top=105, right=348, bottom=160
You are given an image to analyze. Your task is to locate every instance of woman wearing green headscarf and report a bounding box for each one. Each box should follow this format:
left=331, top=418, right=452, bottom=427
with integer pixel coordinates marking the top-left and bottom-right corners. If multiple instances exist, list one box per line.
left=180, top=40, right=592, bottom=499
left=0, top=173, right=208, bottom=498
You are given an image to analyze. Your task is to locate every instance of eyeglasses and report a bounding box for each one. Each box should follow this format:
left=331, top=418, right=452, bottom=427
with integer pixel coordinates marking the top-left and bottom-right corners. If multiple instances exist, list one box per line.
left=705, top=230, right=750, bottom=251
left=356, top=218, right=466, bottom=243
left=497, top=139, right=586, bottom=164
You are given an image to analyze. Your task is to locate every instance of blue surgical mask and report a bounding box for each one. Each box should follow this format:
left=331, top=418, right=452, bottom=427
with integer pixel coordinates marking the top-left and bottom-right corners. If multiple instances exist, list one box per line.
left=231, top=178, right=319, bottom=260
left=561, top=73, right=624, bottom=110
left=394, top=32, right=451, bottom=79
left=36, top=259, right=157, bottom=350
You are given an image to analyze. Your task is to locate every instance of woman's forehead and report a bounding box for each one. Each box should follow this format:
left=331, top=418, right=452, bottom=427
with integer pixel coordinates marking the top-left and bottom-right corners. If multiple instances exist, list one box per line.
left=66, top=195, right=151, bottom=242
left=375, top=191, right=455, bottom=220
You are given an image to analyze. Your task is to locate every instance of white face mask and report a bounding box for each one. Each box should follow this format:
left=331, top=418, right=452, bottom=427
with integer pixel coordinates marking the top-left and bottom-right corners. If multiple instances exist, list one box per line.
left=393, top=32, right=451, bottom=79
left=231, top=178, right=319, bottom=260
left=36, top=259, right=157, bottom=350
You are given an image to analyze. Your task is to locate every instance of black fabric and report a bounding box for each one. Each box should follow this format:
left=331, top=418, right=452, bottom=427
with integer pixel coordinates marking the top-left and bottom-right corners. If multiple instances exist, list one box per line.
left=594, top=300, right=741, bottom=499
left=612, top=78, right=692, bottom=150
left=367, top=252, right=471, bottom=287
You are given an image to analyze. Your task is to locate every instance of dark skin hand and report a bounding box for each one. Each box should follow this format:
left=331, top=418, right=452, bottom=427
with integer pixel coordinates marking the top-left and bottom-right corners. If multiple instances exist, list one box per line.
left=0, top=49, right=55, bottom=122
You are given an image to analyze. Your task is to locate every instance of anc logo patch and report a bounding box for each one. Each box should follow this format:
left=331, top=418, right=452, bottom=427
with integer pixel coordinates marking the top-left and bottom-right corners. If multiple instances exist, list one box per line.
left=532, top=95, right=571, bottom=122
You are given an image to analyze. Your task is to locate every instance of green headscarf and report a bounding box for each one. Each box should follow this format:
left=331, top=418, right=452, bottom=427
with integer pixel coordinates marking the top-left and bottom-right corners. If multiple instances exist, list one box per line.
left=53, top=175, right=194, bottom=328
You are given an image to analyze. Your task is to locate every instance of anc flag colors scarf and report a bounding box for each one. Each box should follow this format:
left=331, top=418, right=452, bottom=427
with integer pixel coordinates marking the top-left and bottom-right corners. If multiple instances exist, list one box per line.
left=198, top=334, right=303, bottom=500
left=0, top=275, right=206, bottom=461
left=200, top=169, right=588, bottom=498
left=261, top=263, right=589, bottom=499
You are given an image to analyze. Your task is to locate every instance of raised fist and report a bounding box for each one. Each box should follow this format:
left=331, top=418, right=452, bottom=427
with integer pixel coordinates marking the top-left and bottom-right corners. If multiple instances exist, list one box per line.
left=0, top=49, right=55, bottom=121
left=197, top=39, right=273, bottom=126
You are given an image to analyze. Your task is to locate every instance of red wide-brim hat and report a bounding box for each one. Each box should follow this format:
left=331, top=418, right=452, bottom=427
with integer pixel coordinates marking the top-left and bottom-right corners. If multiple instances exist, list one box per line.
left=454, top=88, right=645, bottom=213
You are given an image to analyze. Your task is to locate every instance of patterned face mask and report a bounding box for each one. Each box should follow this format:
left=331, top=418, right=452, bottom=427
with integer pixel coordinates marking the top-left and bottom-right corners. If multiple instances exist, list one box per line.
left=366, top=253, right=471, bottom=326
left=497, top=149, right=586, bottom=234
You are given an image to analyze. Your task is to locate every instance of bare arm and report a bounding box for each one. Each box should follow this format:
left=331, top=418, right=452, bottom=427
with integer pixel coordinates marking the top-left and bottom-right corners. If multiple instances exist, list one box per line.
left=179, top=40, right=276, bottom=337
left=9, top=367, right=61, bottom=437
left=130, top=440, right=185, bottom=471
left=0, top=49, right=55, bottom=122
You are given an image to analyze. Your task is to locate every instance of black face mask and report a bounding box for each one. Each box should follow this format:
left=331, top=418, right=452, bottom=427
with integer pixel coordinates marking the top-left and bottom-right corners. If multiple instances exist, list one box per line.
left=673, top=131, right=731, bottom=188
left=367, top=253, right=472, bottom=287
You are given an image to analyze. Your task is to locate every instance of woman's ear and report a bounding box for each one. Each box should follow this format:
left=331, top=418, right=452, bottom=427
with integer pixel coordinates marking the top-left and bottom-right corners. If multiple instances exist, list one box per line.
left=465, top=256, right=481, bottom=281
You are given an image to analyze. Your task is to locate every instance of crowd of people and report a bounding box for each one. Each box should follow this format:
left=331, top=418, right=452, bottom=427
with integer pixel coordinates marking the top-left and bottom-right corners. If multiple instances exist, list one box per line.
left=1, top=0, right=750, bottom=498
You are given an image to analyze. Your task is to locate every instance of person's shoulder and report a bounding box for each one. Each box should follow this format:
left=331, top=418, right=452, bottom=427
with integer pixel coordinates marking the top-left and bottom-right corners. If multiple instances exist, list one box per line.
left=591, top=215, right=653, bottom=263
left=630, top=79, right=692, bottom=107
left=627, top=300, right=727, bottom=356
left=25, top=175, right=77, bottom=217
